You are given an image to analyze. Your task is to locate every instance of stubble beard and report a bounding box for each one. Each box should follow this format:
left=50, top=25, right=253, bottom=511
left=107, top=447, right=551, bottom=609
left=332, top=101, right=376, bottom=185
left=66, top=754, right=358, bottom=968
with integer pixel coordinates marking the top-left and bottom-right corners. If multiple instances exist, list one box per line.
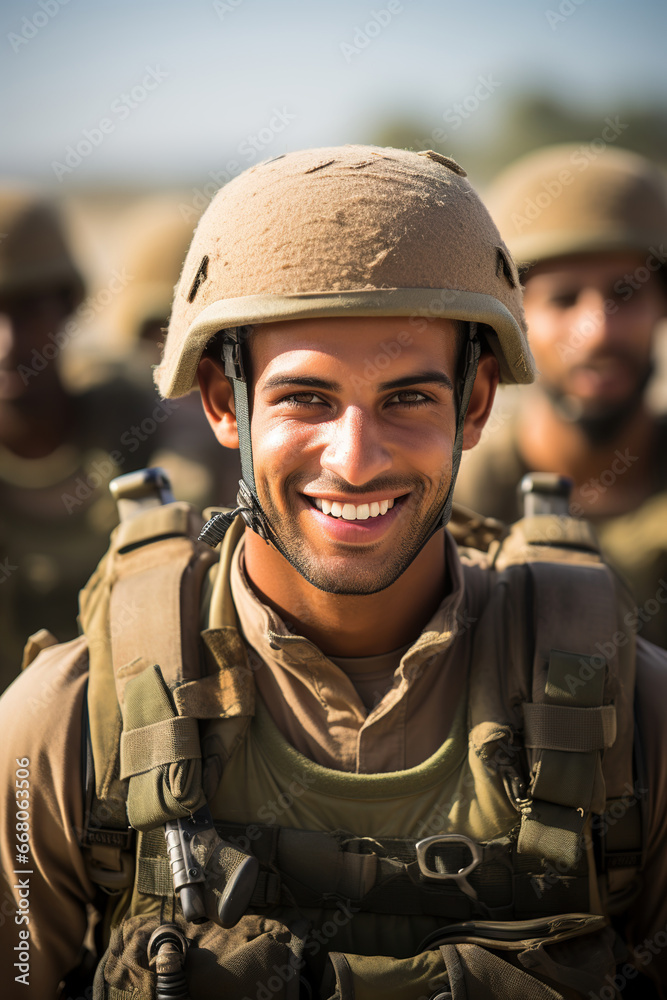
left=543, top=356, right=653, bottom=445
left=257, top=470, right=452, bottom=595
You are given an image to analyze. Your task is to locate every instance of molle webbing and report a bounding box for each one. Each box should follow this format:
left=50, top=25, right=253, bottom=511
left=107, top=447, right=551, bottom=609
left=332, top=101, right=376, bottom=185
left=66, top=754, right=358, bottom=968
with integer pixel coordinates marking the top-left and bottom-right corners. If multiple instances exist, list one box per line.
left=490, top=517, right=637, bottom=873
left=79, top=501, right=219, bottom=838
left=135, top=822, right=592, bottom=922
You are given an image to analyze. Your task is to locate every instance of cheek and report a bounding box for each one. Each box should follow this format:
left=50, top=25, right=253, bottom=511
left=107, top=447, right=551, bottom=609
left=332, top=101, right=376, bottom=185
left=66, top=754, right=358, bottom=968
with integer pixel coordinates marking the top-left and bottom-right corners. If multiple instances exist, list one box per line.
left=525, top=312, right=569, bottom=365
left=252, top=416, right=318, bottom=470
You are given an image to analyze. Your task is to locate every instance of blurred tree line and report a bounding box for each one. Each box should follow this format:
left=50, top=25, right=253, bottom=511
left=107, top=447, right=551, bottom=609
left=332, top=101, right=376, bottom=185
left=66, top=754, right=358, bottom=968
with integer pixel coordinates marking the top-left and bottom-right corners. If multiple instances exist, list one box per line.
left=370, top=93, right=667, bottom=186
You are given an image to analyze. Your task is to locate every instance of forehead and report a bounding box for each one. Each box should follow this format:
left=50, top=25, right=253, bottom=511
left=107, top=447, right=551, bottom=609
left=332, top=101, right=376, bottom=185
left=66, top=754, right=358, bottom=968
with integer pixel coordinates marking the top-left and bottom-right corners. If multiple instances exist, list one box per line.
left=524, top=251, right=650, bottom=290
left=247, top=316, right=461, bottom=377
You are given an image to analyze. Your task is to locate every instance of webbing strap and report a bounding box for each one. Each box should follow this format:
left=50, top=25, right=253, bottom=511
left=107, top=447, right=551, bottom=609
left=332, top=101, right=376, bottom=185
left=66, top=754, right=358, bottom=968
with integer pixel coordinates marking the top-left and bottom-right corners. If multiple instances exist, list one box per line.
left=516, top=560, right=619, bottom=870
left=135, top=822, right=591, bottom=920
left=120, top=716, right=201, bottom=779
left=439, top=325, right=481, bottom=530
left=522, top=704, right=616, bottom=752
left=223, top=329, right=256, bottom=493
left=136, top=855, right=175, bottom=897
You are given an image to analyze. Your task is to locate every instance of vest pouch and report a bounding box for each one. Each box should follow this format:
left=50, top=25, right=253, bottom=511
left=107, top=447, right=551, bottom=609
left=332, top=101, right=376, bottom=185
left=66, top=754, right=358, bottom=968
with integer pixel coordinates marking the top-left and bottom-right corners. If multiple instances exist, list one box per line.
left=93, top=911, right=305, bottom=999
left=322, top=950, right=450, bottom=1000
left=322, top=918, right=620, bottom=1000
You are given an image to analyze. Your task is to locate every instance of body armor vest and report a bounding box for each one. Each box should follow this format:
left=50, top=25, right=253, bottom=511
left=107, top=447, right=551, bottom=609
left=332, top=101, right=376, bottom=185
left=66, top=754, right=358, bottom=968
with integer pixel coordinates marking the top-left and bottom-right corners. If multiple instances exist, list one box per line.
left=67, top=494, right=643, bottom=999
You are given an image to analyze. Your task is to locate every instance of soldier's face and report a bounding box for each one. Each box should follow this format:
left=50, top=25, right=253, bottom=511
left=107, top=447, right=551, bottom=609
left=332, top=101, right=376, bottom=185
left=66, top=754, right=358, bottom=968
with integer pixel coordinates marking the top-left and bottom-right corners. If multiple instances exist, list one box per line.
left=245, top=316, right=463, bottom=594
left=0, top=288, right=72, bottom=403
left=523, top=252, right=665, bottom=416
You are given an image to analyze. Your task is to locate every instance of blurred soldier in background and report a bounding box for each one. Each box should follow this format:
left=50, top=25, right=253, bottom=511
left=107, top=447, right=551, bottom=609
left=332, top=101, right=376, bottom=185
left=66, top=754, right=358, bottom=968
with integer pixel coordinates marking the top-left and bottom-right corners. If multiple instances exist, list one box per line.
left=0, top=190, right=165, bottom=688
left=456, top=145, right=667, bottom=646
left=106, top=196, right=241, bottom=509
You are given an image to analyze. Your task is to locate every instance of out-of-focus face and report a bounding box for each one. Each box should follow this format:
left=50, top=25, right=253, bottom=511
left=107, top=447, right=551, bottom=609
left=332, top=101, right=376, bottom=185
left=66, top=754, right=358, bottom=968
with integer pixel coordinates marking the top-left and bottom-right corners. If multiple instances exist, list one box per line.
left=245, top=316, right=464, bottom=595
left=0, top=288, right=72, bottom=404
left=522, top=252, right=666, bottom=419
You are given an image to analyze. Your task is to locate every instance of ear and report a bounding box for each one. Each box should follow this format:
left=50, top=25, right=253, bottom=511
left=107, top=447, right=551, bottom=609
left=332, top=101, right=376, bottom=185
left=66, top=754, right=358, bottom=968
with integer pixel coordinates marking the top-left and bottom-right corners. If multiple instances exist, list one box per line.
left=197, top=356, right=239, bottom=449
left=462, top=351, right=499, bottom=450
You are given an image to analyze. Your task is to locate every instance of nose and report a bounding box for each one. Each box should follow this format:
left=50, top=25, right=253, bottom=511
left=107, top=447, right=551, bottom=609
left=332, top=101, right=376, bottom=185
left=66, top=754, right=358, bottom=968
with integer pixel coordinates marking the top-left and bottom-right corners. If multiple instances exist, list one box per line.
left=320, top=405, right=393, bottom=486
left=571, top=287, right=616, bottom=350
left=0, top=313, right=17, bottom=364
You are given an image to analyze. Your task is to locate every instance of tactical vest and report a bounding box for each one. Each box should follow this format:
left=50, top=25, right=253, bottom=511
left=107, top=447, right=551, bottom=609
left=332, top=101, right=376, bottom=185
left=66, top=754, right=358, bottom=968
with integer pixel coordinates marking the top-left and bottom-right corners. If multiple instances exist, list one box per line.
left=65, top=495, right=645, bottom=1000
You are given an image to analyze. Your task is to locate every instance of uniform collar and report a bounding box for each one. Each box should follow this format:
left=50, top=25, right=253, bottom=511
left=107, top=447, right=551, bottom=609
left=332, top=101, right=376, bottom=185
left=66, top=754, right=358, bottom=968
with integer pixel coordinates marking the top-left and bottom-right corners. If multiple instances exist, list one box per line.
left=227, top=530, right=466, bottom=684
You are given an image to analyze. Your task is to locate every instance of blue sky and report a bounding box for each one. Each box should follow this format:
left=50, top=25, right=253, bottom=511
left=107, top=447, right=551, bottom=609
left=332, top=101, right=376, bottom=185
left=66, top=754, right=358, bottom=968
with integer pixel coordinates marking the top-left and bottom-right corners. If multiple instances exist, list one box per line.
left=2, top=0, right=665, bottom=185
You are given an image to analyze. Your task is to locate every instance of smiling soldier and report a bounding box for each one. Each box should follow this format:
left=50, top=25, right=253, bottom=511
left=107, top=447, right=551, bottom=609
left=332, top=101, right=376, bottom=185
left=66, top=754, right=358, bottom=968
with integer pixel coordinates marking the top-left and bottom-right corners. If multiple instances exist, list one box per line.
left=0, top=146, right=666, bottom=999
left=455, top=145, right=667, bottom=649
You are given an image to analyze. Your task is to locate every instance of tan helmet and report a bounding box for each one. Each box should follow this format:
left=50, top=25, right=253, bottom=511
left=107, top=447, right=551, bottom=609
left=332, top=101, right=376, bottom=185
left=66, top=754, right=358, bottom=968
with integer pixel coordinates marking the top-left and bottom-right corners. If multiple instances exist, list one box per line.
left=156, top=144, right=534, bottom=398
left=486, top=144, right=667, bottom=269
left=107, top=196, right=199, bottom=351
left=0, top=188, right=84, bottom=301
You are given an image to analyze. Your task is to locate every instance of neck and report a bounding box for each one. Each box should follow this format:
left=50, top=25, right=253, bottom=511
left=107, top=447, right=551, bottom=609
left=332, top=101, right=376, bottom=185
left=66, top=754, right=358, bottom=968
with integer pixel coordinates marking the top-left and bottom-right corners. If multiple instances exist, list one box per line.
left=243, top=528, right=447, bottom=657
left=517, top=390, right=656, bottom=516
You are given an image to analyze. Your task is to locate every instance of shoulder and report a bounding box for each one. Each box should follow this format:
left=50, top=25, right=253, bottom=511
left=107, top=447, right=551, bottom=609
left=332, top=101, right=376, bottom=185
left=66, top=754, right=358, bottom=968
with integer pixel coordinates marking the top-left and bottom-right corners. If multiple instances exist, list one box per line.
left=0, top=635, right=89, bottom=754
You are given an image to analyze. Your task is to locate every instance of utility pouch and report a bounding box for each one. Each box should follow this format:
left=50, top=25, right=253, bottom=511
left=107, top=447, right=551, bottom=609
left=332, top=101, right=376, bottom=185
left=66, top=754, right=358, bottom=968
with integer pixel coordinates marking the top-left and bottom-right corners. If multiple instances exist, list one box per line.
left=322, top=950, right=450, bottom=1000
left=92, top=912, right=306, bottom=999
left=322, top=915, right=619, bottom=1000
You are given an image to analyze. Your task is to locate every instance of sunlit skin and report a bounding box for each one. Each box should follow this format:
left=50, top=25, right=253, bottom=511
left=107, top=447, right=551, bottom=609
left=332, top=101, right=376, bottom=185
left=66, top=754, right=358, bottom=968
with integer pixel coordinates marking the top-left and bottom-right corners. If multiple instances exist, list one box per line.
left=517, top=252, right=667, bottom=517
left=199, top=316, right=498, bottom=657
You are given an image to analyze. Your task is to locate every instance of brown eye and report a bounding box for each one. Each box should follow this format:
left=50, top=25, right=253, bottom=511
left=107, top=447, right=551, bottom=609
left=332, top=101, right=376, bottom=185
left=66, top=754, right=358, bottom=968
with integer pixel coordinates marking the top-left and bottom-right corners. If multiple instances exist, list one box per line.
left=283, top=392, right=325, bottom=406
left=387, top=390, right=429, bottom=407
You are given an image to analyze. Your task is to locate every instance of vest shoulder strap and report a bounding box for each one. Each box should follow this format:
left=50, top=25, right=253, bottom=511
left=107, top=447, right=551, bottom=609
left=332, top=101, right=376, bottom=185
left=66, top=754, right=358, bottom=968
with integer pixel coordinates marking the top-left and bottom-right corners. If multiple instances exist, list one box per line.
left=460, top=508, right=642, bottom=905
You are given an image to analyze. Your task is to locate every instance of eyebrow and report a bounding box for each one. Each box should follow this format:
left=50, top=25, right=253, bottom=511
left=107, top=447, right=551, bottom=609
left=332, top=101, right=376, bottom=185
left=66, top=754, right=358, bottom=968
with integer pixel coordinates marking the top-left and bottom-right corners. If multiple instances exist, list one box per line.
left=261, top=370, right=454, bottom=393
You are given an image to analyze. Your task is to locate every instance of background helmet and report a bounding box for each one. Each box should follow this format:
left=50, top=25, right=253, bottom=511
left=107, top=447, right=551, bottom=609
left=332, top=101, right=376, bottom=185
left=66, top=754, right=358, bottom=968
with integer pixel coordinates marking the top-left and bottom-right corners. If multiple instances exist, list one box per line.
left=485, top=143, right=667, bottom=269
left=0, top=188, right=85, bottom=302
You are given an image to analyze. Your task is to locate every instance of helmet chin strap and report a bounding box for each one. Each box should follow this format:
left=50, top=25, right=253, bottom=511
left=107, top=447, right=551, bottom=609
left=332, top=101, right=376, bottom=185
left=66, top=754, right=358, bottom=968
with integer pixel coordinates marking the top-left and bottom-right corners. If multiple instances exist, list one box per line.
left=199, top=323, right=481, bottom=559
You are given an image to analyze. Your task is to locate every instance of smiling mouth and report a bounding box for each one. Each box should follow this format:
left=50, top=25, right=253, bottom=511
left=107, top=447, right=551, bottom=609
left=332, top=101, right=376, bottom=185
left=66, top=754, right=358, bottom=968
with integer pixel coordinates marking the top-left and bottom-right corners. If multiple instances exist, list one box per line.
left=307, top=497, right=400, bottom=520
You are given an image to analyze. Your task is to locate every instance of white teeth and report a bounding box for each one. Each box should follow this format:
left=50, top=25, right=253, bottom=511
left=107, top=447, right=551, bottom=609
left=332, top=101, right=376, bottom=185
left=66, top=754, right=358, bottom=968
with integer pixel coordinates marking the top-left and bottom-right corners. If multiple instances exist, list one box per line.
left=311, top=497, right=399, bottom=519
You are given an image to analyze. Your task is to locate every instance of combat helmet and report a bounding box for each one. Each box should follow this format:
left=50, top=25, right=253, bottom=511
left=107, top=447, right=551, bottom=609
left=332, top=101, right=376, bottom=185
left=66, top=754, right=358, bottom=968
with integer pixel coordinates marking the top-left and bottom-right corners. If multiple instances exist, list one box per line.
left=0, top=188, right=84, bottom=301
left=486, top=143, right=667, bottom=269
left=156, top=144, right=534, bottom=559
left=107, top=196, right=199, bottom=353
